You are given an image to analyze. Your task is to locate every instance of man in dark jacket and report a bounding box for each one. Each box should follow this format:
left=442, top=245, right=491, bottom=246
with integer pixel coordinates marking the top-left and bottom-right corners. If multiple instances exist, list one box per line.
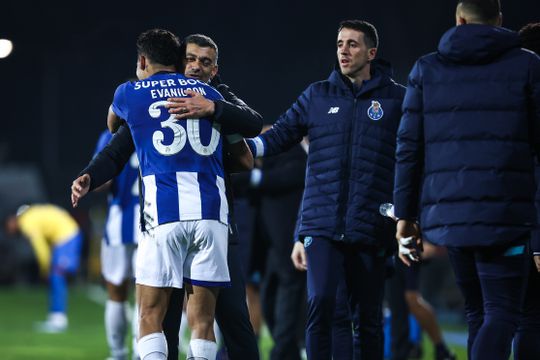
left=514, top=21, right=540, bottom=360
left=394, top=1, right=540, bottom=360
left=72, top=34, right=262, bottom=360
left=247, top=20, right=405, bottom=359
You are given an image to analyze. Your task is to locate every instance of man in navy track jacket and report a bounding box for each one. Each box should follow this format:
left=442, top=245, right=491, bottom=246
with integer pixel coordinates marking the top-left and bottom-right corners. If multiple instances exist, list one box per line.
left=394, top=1, right=540, bottom=359
left=247, top=20, right=405, bottom=360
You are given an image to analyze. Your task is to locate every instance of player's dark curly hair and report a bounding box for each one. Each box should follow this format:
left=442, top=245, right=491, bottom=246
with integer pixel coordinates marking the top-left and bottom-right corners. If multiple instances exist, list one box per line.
left=519, top=22, right=540, bottom=55
left=136, top=29, right=182, bottom=67
left=338, top=20, right=379, bottom=49
left=458, top=0, right=501, bottom=23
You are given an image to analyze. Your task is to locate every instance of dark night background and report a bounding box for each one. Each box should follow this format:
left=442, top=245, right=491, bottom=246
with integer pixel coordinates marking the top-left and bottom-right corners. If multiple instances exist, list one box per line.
left=0, top=0, right=539, bottom=209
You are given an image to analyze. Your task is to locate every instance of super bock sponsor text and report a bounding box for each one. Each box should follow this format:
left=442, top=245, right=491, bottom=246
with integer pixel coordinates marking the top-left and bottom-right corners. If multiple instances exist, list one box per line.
left=134, top=78, right=208, bottom=99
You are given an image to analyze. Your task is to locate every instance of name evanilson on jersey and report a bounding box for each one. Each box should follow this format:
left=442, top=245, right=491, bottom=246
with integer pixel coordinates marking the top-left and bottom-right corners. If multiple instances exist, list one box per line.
left=150, top=86, right=207, bottom=99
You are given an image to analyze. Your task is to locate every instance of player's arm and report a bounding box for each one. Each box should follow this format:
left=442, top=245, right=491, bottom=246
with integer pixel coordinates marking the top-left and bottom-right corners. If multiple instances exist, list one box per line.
left=246, top=87, right=311, bottom=158
left=224, top=136, right=254, bottom=173
left=25, top=230, right=51, bottom=277
left=167, top=84, right=263, bottom=138
left=72, top=125, right=134, bottom=207
left=107, top=106, right=124, bottom=134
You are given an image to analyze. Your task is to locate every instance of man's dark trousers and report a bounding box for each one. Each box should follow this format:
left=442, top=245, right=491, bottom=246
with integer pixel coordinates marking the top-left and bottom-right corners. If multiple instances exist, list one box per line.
left=305, top=237, right=386, bottom=360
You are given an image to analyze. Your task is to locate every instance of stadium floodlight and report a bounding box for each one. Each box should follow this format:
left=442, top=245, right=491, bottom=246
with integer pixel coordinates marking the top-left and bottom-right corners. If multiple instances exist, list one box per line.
left=0, top=39, right=13, bottom=59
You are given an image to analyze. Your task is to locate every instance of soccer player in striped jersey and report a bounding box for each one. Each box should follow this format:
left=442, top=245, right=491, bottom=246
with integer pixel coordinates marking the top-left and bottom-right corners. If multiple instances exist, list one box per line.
left=72, top=29, right=251, bottom=360
left=94, top=130, right=141, bottom=360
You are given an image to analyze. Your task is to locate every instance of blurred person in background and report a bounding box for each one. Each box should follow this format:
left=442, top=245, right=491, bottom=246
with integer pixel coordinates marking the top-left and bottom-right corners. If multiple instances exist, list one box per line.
left=231, top=163, right=266, bottom=345
left=513, top=21, right=540, bottom=360
left=93, top=129, right=141, bottom=360
left=252, top=126, right=307, bottom=360
left=387, top=241, right=455, bottom=360
left=4, top=203, right=83, bottom=333
left=248, top=19, right=405, bottom=359
left=393, top=1, right=540, bottom=359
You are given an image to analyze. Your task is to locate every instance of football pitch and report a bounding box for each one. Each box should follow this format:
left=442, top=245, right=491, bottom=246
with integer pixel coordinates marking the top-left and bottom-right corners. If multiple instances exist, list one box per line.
left=0, top=285, right=467, bottom=359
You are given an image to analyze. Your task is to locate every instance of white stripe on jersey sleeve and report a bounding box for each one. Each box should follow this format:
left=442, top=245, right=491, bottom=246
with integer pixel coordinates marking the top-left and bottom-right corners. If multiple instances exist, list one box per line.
left=216, top=175, right=228, bottom=224
left=142, top=175, right=159, bottom=229
left=177, top=172, right=202, bottom=220
left=252, top=137, right=265, bottom=157
left=105, top=204, right=123, bottom=246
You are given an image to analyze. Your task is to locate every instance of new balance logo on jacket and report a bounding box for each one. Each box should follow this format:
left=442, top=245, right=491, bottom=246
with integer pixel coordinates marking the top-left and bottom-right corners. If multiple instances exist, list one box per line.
left=328, top=107, right=340, bottom=114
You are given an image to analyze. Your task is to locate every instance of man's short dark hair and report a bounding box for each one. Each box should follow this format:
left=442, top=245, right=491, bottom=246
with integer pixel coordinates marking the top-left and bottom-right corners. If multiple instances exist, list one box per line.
left=183, top=34, right=219, bottom=63
left=136, top=29, right=182, bottom=66
left=458, top=0, right=501, bottom=23
left=338, top=20, right=379, bottom=49
left=519, top=22, right=540, bottom=55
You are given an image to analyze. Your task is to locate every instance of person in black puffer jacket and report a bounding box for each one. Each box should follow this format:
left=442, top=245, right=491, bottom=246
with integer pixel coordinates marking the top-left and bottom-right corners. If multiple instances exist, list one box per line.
left=394, top=2, right=540, bottom=360
left=513, top=21, right=540, bottom=360
left=247, top=20, right=405, bottom=360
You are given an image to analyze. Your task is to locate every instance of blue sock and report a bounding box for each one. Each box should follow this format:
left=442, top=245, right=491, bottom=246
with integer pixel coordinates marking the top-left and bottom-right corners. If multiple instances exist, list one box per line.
left=49, top=271, right=67, bottom=313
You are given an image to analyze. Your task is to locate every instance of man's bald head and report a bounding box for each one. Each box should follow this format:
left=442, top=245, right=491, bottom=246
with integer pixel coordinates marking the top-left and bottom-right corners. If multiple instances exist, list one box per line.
left=456, top=0, right=502, bottom=26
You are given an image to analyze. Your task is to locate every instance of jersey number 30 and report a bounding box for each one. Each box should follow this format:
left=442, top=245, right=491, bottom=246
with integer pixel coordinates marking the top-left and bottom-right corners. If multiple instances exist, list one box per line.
left=148, top=100, right=220, bottom=156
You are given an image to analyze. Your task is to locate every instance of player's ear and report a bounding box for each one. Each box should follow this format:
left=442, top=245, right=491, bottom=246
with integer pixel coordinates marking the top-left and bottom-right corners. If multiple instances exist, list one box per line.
left=138, top=55, right=147, bottom=71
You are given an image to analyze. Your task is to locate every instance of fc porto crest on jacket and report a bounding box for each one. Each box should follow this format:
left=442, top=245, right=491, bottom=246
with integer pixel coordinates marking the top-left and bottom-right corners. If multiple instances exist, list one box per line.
left=367, top=100, right=384, bottom=120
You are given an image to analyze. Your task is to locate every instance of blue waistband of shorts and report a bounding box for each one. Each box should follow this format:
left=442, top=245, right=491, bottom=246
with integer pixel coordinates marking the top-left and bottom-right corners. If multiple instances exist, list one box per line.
left=183, top=277, right=231, bottom=288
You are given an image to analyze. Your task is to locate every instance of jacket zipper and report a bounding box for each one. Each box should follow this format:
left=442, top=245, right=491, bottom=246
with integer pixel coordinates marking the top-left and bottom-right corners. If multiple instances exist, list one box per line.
left=335, top=96, right=357, bottom=241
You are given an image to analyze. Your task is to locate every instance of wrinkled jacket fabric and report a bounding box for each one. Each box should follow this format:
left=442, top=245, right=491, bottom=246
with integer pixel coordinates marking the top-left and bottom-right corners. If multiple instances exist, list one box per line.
left=394, top=25, right=540, bottom=247
left=249, top=61, right=405, bottom=249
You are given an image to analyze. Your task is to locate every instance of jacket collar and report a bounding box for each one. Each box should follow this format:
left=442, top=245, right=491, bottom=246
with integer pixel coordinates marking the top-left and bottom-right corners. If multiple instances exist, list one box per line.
left=328, top=59, right=394, bottom=96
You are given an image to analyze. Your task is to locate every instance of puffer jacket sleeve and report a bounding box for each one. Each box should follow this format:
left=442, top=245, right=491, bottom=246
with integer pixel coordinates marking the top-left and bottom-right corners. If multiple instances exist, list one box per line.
left=530, top=55, right=540, bottom=253
left=529, top=53, right=540, bottom=158
left=394, top=61, right=425, bottom=220
left=533, top=164, right=540, bottom=254
left=247, top=86, right=310, bottom=157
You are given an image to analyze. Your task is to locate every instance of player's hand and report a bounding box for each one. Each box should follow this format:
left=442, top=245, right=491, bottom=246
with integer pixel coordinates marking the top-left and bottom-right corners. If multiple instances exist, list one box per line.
left=166, top=90, right=215, bottom=119
left=534, top=255, right=540, bottom=273
left=291, top=241, right=308, bottom=271
left=396, top=220, right=422, bottom=266
left=71, top=174, right=91, bottom=208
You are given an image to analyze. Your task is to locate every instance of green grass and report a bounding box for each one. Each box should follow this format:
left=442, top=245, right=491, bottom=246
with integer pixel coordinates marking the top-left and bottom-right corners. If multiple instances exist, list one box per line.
left=0, top=285, right=109, bottom=360
left=0, top=285, right=467, bottom=359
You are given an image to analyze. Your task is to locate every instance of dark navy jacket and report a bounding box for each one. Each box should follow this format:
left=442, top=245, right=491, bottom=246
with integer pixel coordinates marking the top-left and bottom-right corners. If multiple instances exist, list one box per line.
left=394, top=25, right=540, bottom=247
left=248, top=60, right=405, bottom=250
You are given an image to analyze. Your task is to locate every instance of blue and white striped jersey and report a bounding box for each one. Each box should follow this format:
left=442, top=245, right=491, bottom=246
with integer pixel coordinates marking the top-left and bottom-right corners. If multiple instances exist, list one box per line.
left=111, top=72, right=227, bottom=229
left=94, top=130, right=141, bottom=245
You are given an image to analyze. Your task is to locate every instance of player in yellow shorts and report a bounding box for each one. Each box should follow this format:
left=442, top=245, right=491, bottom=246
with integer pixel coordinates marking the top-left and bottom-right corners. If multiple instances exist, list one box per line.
left=5, top=204, right=83, bottom=333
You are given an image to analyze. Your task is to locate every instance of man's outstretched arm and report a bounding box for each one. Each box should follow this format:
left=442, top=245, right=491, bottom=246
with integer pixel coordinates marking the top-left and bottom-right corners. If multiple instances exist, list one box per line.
left=72, top=124, right=134, bottom=206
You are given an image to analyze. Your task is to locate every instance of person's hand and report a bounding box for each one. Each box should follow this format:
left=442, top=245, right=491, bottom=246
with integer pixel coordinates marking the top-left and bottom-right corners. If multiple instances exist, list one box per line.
left=534, top=255, right=540, bottom=273
left=291, top=241, right=308, bottom=271
left=71, top=174, right=91, bottom=208
left=396, top=220, right=422, bottom=266
left=166, top=90, right=215, bottom=119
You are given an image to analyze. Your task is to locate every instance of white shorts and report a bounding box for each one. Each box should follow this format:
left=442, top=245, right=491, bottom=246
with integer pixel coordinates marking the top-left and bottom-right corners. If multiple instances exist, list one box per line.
left=101, top=241, right=137, bottom=286
left=135, top=220, right=229, bottom=289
